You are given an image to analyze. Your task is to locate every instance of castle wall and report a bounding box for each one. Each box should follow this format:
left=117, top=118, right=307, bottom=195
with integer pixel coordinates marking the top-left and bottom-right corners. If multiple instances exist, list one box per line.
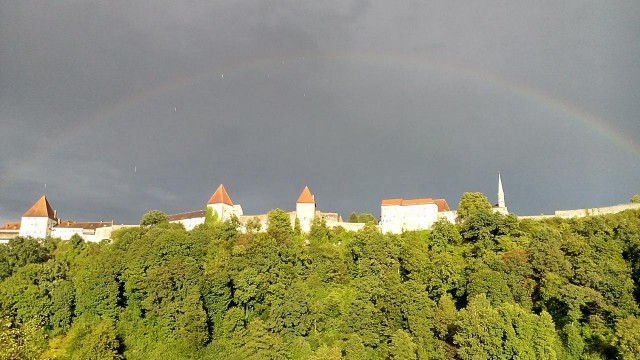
left=437, top=210, right=457, bottom=223
left=519, top=203, right=640, bottom=220
left=553, top=203, right=640, bottom=218
left=173, top=217, right=205, bottom=231
left=327, top=221, right=366, bottom=232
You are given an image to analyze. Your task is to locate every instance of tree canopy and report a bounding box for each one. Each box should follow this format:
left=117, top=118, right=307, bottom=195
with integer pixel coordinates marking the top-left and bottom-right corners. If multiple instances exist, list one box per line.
left=456, top=192, right=492, bottom=222
left=1, top=207, right=640, bottom=359
left=139, top=210, right=169, bottom=227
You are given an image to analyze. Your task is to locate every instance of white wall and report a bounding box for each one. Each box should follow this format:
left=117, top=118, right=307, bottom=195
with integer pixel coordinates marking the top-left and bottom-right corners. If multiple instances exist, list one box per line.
left=19, top=217, right=55, bottom=238
left=296, top=203, right=316, bottom=232
left=172, top=217, right=205, bottom=231
left=51, top=227, right=83, bottom=240
left=380, top=203, right=439, bottom=233
left=437, top=210, right=457, bottom=223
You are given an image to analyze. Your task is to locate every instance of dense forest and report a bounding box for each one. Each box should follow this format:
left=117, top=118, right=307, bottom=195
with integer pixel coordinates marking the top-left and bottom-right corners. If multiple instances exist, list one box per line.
left=1, top=198, right=640, bottom=359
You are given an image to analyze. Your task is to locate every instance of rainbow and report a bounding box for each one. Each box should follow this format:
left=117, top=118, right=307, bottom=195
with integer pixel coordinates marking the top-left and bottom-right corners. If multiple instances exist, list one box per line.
left=2, top=51, right=638, bottom=191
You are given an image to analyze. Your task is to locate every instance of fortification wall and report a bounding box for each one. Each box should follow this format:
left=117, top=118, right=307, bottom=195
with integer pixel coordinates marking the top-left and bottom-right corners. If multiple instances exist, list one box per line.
left=520, top=203, right=640, bottom=220
left=554, top=203, right=640, bottom=218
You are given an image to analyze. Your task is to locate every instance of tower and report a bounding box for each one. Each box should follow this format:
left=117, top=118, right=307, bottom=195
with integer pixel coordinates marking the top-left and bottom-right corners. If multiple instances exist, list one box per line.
left=497, top=172, right=505, bottom=208
left=19, top=195, right=58, bottom=238
left=207, top=184, right=239, bottom=221
left=296, top=186, right=316, bottom=232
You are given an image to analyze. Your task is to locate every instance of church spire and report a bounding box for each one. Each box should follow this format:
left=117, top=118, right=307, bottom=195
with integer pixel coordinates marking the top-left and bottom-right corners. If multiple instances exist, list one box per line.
left=497, top=172, right=505, bottom=208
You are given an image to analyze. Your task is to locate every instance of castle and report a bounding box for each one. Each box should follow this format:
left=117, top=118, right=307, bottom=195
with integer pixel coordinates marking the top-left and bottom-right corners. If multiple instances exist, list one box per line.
left=378, top=173, right=507, bottom=233
left=167, top=184, right=365, bottom=233
left=1, top=175, right=518, bottom=242
left=0, top=195, right=114, bottom=242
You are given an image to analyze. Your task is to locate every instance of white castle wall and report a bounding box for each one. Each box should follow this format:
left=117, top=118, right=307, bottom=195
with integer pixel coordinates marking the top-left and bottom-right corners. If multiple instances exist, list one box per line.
left=437, top=210, right=457, bottom=223
left=51, top=227, right=83, bottom=240
left=519, top=203, right=640, bottom=220
left=174, top=217, right=205, bottom=231
left=553, top=203, right=640, bottom=218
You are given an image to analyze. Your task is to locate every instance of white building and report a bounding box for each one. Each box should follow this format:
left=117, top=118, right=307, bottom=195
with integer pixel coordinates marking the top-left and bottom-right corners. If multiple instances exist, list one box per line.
left=19, top=196, right=58, bottom=238
left=0, top=196, right=115, bottom=242
left=51, top=220, right=114, bottom=242
left=380, top=197, right=452, bottom=234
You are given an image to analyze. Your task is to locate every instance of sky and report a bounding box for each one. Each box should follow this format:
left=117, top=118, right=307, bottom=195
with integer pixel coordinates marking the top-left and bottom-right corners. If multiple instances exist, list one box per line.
left=1, top=1, right=639, bottom=225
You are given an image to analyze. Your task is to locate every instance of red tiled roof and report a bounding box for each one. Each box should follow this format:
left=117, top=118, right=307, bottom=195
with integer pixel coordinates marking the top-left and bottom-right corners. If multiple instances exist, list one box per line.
left=382, top=197, right=449, bottom=208
left=167, top=210, right=206, bottom=222
left=0, top=222, right=20, bottom=230
left=401, top=198, right=434, bottom=206
left=207, top=184, right=233, bottom=205
left=434, top=199, right=450, bottom=212
left=23, top=196, right=56, bottom=219
left=297, top=186, right=315, bottom=203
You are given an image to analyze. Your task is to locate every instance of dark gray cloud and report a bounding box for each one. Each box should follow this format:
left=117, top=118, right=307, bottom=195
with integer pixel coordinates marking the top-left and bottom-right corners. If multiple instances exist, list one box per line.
left=1, top=1, right=639, bottom=224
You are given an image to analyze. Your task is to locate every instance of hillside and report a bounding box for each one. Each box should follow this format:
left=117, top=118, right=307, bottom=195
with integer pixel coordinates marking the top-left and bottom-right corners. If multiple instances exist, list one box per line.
left=1, top=208, right=639, bottom=359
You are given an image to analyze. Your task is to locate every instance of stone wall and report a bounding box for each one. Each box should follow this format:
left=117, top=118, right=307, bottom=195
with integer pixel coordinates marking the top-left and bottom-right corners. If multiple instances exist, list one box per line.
left=519, top=203, right=640, bottom=220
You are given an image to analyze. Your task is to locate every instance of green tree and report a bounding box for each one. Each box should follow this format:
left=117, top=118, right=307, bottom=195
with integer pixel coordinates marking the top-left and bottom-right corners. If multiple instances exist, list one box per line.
left=630, top=194, right=640, bottom=203
left=0, top=237, right=50, bottom=280
left=348, top=212, right=359, bottom=223
left=244, top=217, right=262, bottom=235
left=267, top=209, right=293, bottom=241
left=457, top=192, right=492, bottom=222
left=0, top=317, right=46, bottom=360
left=389, top=329, right=417, bottom=360
left=204, top=206, right=219, bottom=225
left=139, top=210, right=169, bottom=227
left=614, top=316, right=640, bottom=360
left=357, top=213, right=377, bottom=224
left=44, top=315, right=121, bottom=360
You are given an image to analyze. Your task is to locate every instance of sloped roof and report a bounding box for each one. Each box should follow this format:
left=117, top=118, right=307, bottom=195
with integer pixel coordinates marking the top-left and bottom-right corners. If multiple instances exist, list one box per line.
left=434, top=199, right=451, bottom=212
left=381, top=197, right=450, bottom=209
left=207, top=184, right=233, bottom=205
left=167, top=210, right=206, bottom=222
left=297, top=186, right=315, bottom=203
left=55, top=221, right=113, bottom=229
left=23, top=196, right=56, bottom=219
left=401, top=198, right=434, bottom=206
left=0, top=222, right=20, bottom=231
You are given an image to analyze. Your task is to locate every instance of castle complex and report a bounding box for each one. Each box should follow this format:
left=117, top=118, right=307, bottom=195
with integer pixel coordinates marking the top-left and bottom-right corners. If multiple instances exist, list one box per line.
left=167, top=184, right=365, bottom=233
left=3, top=174, right=635, bottom=243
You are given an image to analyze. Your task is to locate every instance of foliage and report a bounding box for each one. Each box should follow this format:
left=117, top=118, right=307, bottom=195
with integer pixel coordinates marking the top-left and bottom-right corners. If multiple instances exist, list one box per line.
left=347, top=212, right=377, bottom=224
left=139, top=210, right=169, bottom=227
left=1, top=208, right=639, bottom=358
left=630, top=194, right=640, bottom=203
left=456, top=192, right=492, bottom=222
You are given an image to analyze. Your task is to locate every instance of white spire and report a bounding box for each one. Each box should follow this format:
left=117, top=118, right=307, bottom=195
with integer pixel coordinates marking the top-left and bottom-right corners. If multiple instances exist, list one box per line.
left=497, top=172, right=505, bottom=208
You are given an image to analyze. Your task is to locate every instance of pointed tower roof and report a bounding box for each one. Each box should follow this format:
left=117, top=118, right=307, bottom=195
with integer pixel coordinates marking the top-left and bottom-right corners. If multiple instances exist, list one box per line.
left=207, top=184, right=234, bottom=206
left=498, top=173, right=504, bottom=195
left=23, top=196, right=56, bottom=219
left=297, top=186, right=315, bottom=203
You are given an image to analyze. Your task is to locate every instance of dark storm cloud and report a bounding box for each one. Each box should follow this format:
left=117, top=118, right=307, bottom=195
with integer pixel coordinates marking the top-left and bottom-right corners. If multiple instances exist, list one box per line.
left=1, top=1, right=639, bottom=224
